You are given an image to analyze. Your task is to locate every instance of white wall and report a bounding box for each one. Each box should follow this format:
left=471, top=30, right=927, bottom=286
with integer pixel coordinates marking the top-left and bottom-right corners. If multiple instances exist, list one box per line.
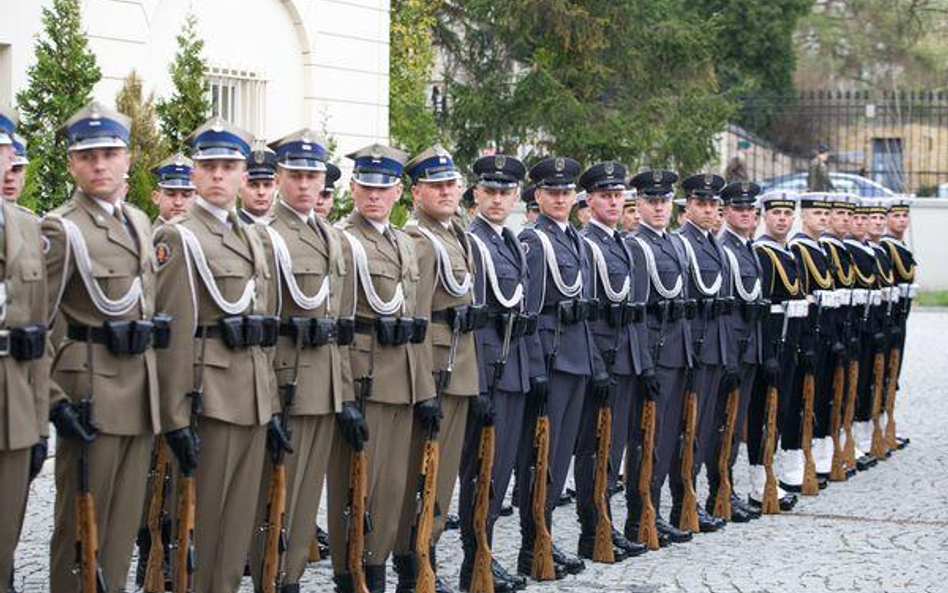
left=0, top=0, right=390, bottom=167
left=903, top=200, right=948, bottom=291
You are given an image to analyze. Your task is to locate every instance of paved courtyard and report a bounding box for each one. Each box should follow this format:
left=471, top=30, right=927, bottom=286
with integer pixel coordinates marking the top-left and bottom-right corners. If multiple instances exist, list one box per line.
left=13, top=309, right=948, bottom=592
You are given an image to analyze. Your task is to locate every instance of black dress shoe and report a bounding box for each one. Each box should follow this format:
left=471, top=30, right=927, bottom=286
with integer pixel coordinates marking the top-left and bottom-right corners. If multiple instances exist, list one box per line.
left=493, top=559, right=527, bottom=591
left=696, top=507, right=725, bottom=533
left=856, top=455, right=877, bottom=471
left=435, top=575, right=455, bottom=593
left=551, top=543, right=585, bottom=574
left=779, top=480, right=802, bottom=493
left=499, top=504, right=514, bottom=517
left=557, top=491, right=575, bottom=507
left=316, top=524, right=331, bottom=559
left=655, top=517, right=693, bottom=544
left=445, top=513, right=460, bottom=531
left=613, top=529, right=648, bottom=557
left=461, top=557, right=520, bottom=593
left=896, top=435, right=910, bottom=449
left=731, top=495, right=760, bottom=521
left=779, top=493, right=798, bottom=511
left=516, top=549, right=566, bottom=580
left=817, top=476, right=829, bottom=490
left=845, top=467, right=857, bottom=479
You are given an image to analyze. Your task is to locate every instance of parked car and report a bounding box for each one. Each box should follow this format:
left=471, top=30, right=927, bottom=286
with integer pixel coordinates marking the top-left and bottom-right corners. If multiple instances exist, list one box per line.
left=760, top=172, right=896, bottom=197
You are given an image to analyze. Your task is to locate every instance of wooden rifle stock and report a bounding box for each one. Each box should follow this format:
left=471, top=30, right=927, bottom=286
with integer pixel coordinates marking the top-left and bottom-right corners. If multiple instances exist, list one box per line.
left=261, top=462, right=287, bottom=593
left=761, top=386, right=780, bottom=514
left=637, top=400, right=659, bottom=550
left=345, top=449, right=370, bottom=593
left=174, top=474, right=196, bottom=593
left=308, top=535, right=321, bottom=563
left=677, top=389, right=699, bottom=533
left=869, top=350, right=887, bottom=460
left=413, top=438, right=440, bottom=593
left=592, top=405, right=614, bottom=563
left=470, top=425, right=496, bottom=593
left=529, top=414, right=555, bottom=580
left=883, top=346, right=901, bottom=451
left=144, top=438, right=172, bottom=592
left=800, top=372, right=819, bottom=495
left=842, top=357, right=859, bottom=470
left=829, top=362, right=847, bottom=481
left=713, top=385, right=740, bottom=519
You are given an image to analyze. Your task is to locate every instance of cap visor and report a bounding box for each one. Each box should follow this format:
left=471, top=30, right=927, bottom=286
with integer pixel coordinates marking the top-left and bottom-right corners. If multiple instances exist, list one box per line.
left=353, top=172, right=400, bottom=188
left=416, top=171, right=461, bottom=183
left=278, top=160, right=327, bottom=172
left=158, top=179, right=196, bottom=190
left=68, top=137, right=128, bottom=151
left=192, top=147, right=247, bottom=160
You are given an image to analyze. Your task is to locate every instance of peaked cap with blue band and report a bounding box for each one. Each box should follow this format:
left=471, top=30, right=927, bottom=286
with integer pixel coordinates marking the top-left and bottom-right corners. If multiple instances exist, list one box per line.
left=11, top=134, right=28, bottom=166
left=59, top=101, right=130, bottom=152
left=346, top=143, right=409, bottom=188
left=406, top=144, right=461, bottom=184
left=152, top=152, right=196, bottom=189
left=186, top=117, right=253, bottom=160
left=0, top=104, right=17, bottom=146
left=269, top=128, right=328, bottom=172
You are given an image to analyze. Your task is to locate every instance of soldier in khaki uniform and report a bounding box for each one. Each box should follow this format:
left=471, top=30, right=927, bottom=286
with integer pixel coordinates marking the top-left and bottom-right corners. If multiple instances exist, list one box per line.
left=248, top=129, right=366, bottom=593
left=394, top=145, right=481, bottom=593
left=0, top=105, right=50, bottom=593
left=326, top=144, right=438, bottom=593
left=151, top=153, right=197, bottom=225
left=44, top=102, right=162, bottom=593
left=2, top=134, right=29, bottom=204
left=153, top=117, right=284, bottom=593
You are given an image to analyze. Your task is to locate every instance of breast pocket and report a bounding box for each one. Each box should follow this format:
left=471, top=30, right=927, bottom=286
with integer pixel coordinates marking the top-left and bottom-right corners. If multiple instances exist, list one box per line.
left=93, top=256, right=136, bottom=279
left=208, top=259, right=251, bottom=300
left=19, top=259, right=42, bottom=283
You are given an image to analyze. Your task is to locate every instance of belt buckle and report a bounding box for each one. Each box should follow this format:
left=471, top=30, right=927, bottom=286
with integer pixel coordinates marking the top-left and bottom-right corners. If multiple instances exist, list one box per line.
left=0, top=329, right=9, bottom=357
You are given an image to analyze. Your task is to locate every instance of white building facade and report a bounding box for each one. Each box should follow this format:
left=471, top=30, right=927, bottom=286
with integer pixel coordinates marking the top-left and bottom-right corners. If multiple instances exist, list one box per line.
left=0, top=0, right=392, bottom=160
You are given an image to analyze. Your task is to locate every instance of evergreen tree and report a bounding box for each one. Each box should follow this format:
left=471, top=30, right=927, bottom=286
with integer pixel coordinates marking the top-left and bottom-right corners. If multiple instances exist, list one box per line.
left=156, top=14, right=211, bottom=153
left=116, top=70, right=167, bottom=218
left=16, top=0, right=101, bottom=213
left=390, top=0, right=443, bottom=155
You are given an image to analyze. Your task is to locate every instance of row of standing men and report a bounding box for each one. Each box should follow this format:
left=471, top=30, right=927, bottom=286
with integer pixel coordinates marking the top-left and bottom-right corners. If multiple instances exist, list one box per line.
left=0, top=100, right=917, bottom=593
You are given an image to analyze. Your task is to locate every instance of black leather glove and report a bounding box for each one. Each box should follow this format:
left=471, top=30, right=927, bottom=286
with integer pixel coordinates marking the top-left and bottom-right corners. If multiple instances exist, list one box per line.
left=640, top=369, right=661, bottom=401
left=415, top=398, right=442, bottom=434
left=50, top=400, right=98, bottom=443
left=720, top=367, right=741, bottom=392
left=29, top=436, right=48, bottom=481
left=530, top=375, right=549, bottom=403
left=470, top=393, right=494, bottom=425
left=165, top=426, right=200, bottom=475
left=590, top=372, right=611, bottom=402
left=336, top=401, right=369, bottom=452
left=266, top=414, right=294, bottom=462
left=801, top=349, right=818, bottom=372
left=831, top=341, right=846, bottom=357
left=763, top=358, right=781, bottom=385
left=872, top=332, right=887, bottom=351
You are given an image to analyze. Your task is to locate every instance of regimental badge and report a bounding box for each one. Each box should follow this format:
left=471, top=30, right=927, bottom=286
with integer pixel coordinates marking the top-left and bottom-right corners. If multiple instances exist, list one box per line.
left=555, top=157, right=565, bottom=172
left=741, top=182, right=750, bottom=192
left=495, top=155, right=507, bottom=169
left=211, top=119, right=224, bottom=133
left=254, top=151, right=265, bottom=164
left=155, top=242, right=171, bottom=265
left=174, top=155, right=186, bottom=167
left=652, top=170, right=663, bottom=183
left=705, top=173, right=714, bottom=187
left=605, top=162, right=615, bottom=176
left=90, top=103, right=102, bottom=120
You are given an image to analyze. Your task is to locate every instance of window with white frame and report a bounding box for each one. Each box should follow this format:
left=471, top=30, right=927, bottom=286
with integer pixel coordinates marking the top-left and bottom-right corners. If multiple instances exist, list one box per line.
left=205, top=66, right=267, bottom=135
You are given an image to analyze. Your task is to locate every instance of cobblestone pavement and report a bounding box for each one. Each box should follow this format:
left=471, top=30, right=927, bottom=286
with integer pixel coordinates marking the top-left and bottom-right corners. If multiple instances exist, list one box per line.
left=14, top=309, right=948, bottom=592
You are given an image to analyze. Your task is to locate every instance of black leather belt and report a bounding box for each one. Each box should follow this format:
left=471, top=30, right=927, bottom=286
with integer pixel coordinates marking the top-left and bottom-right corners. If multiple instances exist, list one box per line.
left=69, top=315, right=171, bottom=355
left=354, top=316, right=428, bottom=345
left=195, top=315, right=280, bottom=349
left=645, top=299, right=690, bottom=321
left=430, top=305, right=488, bottom=333
left=0, top=325, right=46, bottom=361
left=540, top=299, right=595, bottom=324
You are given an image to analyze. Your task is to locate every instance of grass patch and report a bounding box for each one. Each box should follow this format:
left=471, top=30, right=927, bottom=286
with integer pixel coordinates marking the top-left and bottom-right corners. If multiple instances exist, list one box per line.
left=916, top=290, right=948, bottom=307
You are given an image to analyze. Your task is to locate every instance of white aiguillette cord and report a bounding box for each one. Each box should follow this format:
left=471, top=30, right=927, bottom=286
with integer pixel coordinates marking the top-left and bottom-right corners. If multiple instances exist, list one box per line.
left=175, top=223, right=256, bottom=315
left=632, top=236, right=683, bottom=301
left=405, top=221, right=473, bottom=298
left=530, top=228, right=582, bottom=298
left=341, top=230, right=405, bottom=316
left=264, top=226, right=331, bottom=313
left=583, top=236, right=630, bottom=303
left=722, top=245, right=761, bottom=302
left=48, top=215, right=144, bottom=316
left=678, top=233, right=723, bottom=296
left=467, top=232, right=524, bottom=309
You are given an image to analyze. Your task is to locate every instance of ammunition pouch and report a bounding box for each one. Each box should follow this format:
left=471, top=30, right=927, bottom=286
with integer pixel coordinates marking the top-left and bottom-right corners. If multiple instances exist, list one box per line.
left=1, top=324, right=46, bottom=361
left=68, top=316, right=173, bottom=355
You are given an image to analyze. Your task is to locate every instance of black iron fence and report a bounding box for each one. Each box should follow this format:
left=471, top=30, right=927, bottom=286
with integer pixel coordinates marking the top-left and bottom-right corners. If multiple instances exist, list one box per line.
left=722, top=90, right=948, bottom=196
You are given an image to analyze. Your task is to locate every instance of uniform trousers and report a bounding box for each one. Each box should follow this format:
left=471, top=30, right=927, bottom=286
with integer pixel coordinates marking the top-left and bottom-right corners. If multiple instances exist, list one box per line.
left=0, top=448, right=30, bottom=587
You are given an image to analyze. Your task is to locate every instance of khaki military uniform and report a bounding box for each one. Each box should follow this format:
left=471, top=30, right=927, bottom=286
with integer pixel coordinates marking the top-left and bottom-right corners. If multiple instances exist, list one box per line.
left=45, top=191, right=159, bottom=593
left=395, top=210, right=479, bottom=554
left=154, top=202, right=277, bottom=593
left=0, top=202, right=49, bottom=587
left=248, top=200, right=354, bottom=587
left=326, top=210, right=434, bottom=574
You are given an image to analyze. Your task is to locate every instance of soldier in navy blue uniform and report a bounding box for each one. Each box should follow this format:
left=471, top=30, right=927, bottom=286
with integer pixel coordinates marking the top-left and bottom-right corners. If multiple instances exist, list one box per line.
left=674, top=173, right=730, bottom=534
left=457, top=154, right=537, bottom=593
left=710, top=181, right=765, bottom=523
left=881, top=197, right=916, bottom=450
left=625, top=170, right=694, bottom=546
left=843, top=199, right=881, bottom=470
left=516, top=156, right=606, bottom=578
left=747, top=192, right=804, bottom=511
left=819, top=193, right=860, bottom=480
left=575, top=162, right=651, bottom=562
left=783, top=193, right=837, bottom=493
